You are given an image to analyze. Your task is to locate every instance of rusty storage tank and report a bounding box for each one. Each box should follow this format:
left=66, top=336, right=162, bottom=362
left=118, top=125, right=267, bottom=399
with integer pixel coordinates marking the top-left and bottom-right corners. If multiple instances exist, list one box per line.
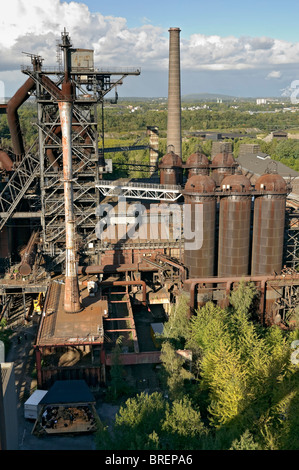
left=183, top=174, right=216, bottom=278
left=159, top=147, right=183, bottom=185
left=251, top=173, right=287, bottom=276
left=211, top=151, right=237, bottom=186
left=185, top=150, right=210, bottom=178
left=218, top=173, right=252, bottom=277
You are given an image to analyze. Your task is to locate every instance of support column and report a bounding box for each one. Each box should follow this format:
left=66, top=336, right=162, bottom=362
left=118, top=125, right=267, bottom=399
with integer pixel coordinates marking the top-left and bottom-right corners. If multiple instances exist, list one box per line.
left=58, top=100, right=82, bottom=313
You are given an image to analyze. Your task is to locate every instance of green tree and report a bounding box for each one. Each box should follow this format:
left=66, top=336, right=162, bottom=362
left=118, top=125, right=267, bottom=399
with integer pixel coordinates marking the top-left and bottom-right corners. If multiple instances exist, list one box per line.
left=229, top=430, right=260, bottom=450
left=162, top=294, right=190, bottom=349
left=160, top=341, right=193, bottom=401
left=161, top=396, right=207, bottom=449
left=96, top=392, right=166, bottom=450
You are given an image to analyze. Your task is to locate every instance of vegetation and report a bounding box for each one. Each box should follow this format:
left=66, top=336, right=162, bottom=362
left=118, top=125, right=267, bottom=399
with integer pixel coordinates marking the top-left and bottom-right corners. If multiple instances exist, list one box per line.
left=96, top=282, right=299, bottom=451
left=1, top=100, right=299, bottom=177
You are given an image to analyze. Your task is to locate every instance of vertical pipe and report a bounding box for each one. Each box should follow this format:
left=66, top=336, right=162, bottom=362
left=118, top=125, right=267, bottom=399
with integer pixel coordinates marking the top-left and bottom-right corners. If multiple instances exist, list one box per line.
left=58, top=100, right=82, bottom=313
left=167, top=27, right=182, bottom=158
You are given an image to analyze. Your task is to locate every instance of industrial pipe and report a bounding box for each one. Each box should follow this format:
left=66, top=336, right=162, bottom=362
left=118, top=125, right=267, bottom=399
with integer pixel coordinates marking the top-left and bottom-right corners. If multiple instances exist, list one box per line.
left=0, top=150, right=13, bottom=171
left=154, top=254, right=187, bottom=281
left=19, top=231, right=39, bottom=276
left=6, top=78, right=36, bottom=160
left=59, top=99, right=82, bottom=313
left=184, top=274, right=299, bottom=311
left=100, top=280, right=147, bottom=306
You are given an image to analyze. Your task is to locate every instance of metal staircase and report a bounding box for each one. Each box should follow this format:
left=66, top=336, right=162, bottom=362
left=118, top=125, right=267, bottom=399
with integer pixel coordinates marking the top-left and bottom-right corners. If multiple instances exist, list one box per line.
left=0, top=143, right=40, bottom=231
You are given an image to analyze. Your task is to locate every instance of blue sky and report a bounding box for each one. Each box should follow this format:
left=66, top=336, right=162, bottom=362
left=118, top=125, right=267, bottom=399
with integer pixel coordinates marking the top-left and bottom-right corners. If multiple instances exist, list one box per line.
left=64, top=0, right=299, bottom=42
left=2, top=0, right=299, bottom=98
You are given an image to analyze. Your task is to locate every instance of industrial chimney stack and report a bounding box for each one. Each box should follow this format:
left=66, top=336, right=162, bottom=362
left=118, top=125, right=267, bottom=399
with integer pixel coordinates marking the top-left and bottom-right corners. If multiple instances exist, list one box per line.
left=167, top=27, right=182, bottom=159
left=59, top=30, right=82, bottom=313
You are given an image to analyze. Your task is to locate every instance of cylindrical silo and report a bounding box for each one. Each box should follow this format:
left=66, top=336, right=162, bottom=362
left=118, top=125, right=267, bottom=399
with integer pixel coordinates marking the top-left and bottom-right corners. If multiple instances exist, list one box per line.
left=218, top=173, right=252, bottom=277
left=185, top=151, right=210, bottom=178
left=251, top=173, right=287, bottom=276
left=211, top=151, right=237, bottom=186
left=159, top=147, right=183, bottom=185
left=183, top=174, right=216, bottom=278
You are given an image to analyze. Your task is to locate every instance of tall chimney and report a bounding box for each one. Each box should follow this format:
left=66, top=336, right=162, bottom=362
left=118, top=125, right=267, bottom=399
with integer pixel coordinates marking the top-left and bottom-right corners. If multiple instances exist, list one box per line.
left=59, top=29, right=82, bottom=313
left=167, top=27, right=182, bottom=159
left=59, top=100, right=82, bottom=313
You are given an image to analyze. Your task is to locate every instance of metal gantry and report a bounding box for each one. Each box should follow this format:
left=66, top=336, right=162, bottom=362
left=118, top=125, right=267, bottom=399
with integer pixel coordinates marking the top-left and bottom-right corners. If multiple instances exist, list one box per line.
left=285, top=209, right=299, bottom=272
left=96, top=180, right=182, bottom=201
left=16, top=34, right=141, bottom=270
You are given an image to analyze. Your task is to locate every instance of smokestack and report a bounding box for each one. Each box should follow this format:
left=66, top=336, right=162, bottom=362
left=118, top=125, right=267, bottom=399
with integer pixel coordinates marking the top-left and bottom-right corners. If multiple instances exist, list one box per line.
left=59, top=29, right=82, bottom=313
left=167, top=27, right=182, bottom=159
left=59, top=100, right=82, bottom=313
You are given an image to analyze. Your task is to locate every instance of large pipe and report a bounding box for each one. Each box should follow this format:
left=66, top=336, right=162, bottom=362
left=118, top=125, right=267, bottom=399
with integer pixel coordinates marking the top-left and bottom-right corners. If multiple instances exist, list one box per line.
left=100, top=280, right=147, bottom=306
left=59, top=98, right=82, bottom=313
left=0, top=150, right=13, bottom=171
left=19, top=231, right=39, bottom=276
left=167, top=27, right=182, bottom=158
left=6, top=78, right=36, bottom=160
left=184, top=274, right=299, bottom=311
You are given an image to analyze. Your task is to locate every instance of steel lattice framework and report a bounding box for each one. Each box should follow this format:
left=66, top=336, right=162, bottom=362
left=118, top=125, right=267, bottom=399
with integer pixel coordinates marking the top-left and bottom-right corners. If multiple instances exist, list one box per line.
left=16, top=41, right=141, bottom=270
left=96, top=180, right=182, bottom=201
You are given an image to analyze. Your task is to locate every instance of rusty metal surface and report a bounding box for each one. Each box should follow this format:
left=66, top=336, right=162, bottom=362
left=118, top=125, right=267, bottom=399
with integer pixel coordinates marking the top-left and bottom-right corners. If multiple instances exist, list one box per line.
left=217, top=174, right=252, bottom=277
left=0, top=150, right=13, bottom=172
left=255, top=173, right=287, bottom=193
left=6, top=77, right=36, bottom=159
left=58, top=99, right=82, bottom=313
left=211, top=152, right=237, bottom=185
left=159, top=149, right=183, bottom=185
left=184, top=273, right=299, bottom=319
left=251, top=195, right=286, bottom=275
left=218, top=196, right=251, bottom=277
left=184, top=201, right=216, bottom=277
left=184, top=173, right=216, bottom=193
left=183, top=175, right=216, bottom=278
left=19, top=231, right=39, bottom=276
left=36, top=281, right=108, bottom=346
left=185, top=151, right=210, bottom=178
left=100, top=280, right=147, bottom=306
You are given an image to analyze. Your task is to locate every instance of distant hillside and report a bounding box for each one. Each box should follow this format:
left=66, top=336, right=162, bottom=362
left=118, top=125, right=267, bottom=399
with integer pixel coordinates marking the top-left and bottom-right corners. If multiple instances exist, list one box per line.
left=182, top=93, right=239, bottom=102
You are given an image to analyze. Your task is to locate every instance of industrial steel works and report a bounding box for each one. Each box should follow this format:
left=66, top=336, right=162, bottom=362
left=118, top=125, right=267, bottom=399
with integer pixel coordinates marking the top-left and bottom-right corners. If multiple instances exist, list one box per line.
left=0, top=28, right=298, bottom=391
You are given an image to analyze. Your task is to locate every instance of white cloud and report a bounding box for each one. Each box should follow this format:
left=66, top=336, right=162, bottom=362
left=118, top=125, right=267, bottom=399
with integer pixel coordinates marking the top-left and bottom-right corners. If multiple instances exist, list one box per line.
left=2, top=1, right=299, bottom=74
left=2, top=1, right=299, bottom=97
left=266, top=70, right=282, bottom=80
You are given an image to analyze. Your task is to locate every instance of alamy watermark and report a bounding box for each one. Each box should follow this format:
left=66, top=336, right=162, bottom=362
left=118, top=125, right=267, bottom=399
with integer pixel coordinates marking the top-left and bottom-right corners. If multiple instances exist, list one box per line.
left=95, top=197, right=204, bottom=250
left=288, top=80, right=299, bottom=104
left=290, top=340, right=299, bottom=366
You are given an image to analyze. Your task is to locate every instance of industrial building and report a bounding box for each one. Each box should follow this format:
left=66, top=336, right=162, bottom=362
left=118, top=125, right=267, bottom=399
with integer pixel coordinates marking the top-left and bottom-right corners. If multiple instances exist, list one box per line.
left=0, top=28, right=298, bottom=391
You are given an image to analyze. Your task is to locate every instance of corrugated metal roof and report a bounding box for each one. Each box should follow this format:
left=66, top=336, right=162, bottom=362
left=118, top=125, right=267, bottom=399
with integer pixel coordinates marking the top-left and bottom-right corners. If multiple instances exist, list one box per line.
left=237, top=153, right=299, bottom=177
